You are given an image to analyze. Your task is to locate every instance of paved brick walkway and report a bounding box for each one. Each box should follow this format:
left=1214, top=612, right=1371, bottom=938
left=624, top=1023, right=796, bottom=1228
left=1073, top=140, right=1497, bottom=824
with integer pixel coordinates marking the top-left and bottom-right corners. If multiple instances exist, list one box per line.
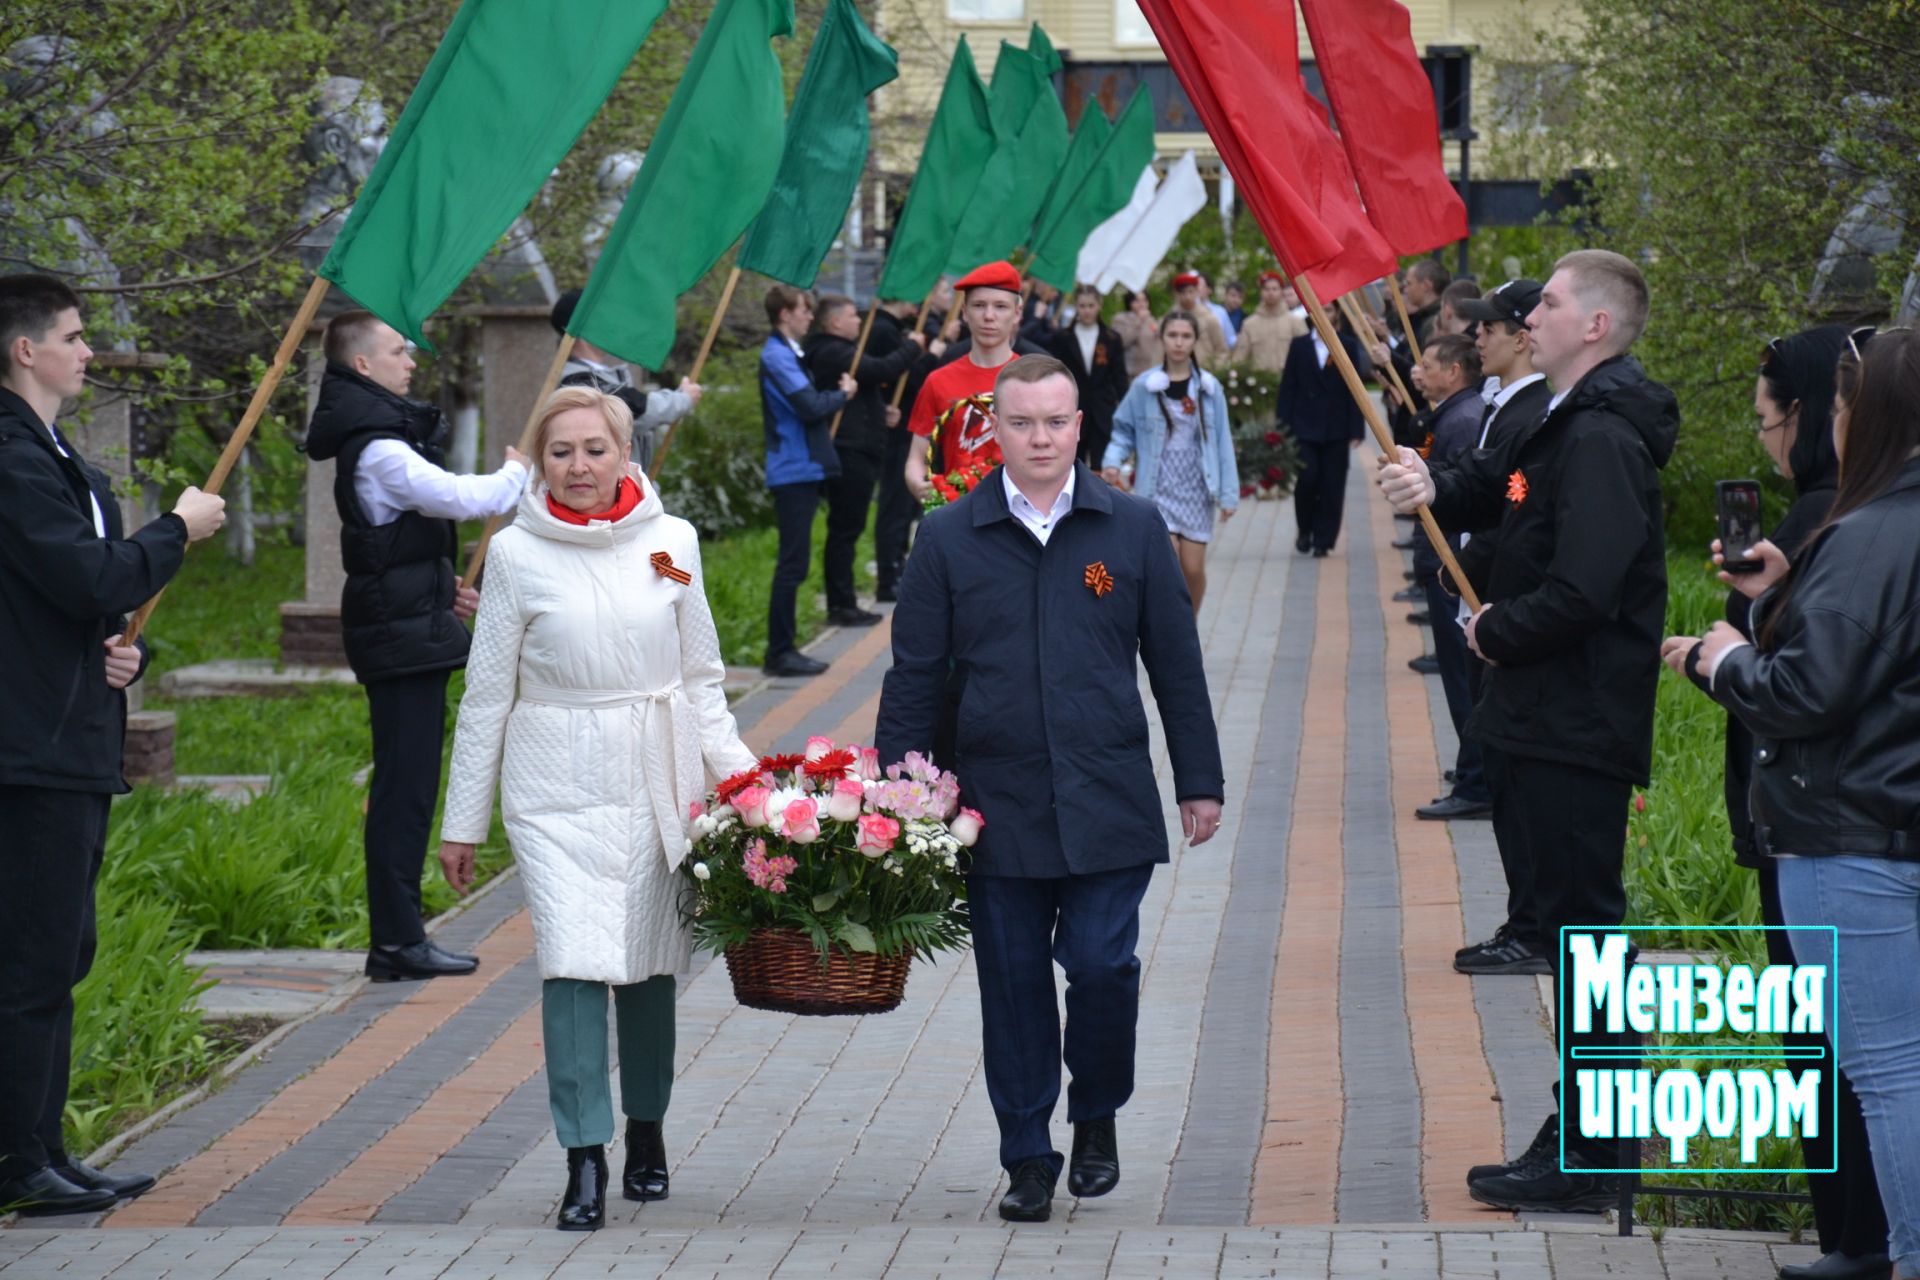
left=1, top=479, right=1819, bottom=1279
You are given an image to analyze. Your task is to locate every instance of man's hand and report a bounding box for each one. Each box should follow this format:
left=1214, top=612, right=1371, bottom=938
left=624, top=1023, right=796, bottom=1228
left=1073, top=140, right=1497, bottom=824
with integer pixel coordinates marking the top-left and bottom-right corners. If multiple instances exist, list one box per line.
left=452, top=585, right=480, bottom=621
left=837, top=371, right=857, bottom=396
left=439, top=841, right=477, bottom=896
left=1464, top=604, right=1496, bottom=665
left=929, top=337, right=949, bottom=359
left=679, top=377, right=704, bottom=409
left=906, top=330, right=929, bottom=351
left=102, top=634, right=140, bottom=689
left=1368, top=340, right=1392, bottom=369
left=1100, top=466, right=1128, bottom=491
left=171, top=486, right=226, bottom=542
left=884, top=404, right=901, bottom=428
left=1376, top=446, right=1434, bottom=513
left=905, top=448, right=932, bottom=501
left=1181, top=799, right=1223, bottom=846
left=503, top=446, right=529, bottom=469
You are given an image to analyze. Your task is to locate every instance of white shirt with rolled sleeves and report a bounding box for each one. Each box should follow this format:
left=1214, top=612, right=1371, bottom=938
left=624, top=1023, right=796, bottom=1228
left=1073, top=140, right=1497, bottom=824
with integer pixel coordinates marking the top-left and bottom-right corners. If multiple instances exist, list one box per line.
left=353, top=440, right=527, bottom=525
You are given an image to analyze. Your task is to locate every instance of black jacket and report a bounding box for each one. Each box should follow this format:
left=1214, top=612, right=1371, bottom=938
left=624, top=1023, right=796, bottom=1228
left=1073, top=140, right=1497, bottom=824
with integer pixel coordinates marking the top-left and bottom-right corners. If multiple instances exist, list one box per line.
left=1429, top=355, right=1679, bottom=784
left=1707, top=459, right=1920, bottom=861
left=1451, top=375, right=1555, bottom=597
left=0, top=386, right=186, bottom=792
left=1045, top=324, right=1130, bottom=438
left=1275, top=331, right=1370, bottom=444
left=1412, top=386, right=1486, bottom=575
left=304, top=363, right=470, bottom=684
left=803, top=326, right=916, bottom=459
left=876, top=463, right=1224, bottom=877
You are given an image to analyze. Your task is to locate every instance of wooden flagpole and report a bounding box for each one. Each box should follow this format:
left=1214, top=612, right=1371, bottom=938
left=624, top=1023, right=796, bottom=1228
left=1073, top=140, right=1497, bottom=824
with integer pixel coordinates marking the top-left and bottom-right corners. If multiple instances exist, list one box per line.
left=1294, top=276, right=1480, bottom=612
left=123, top=275, right=333, bottom=645
left=1335, top=292, right=1416, bottom=411
left=458, top=334, right=576, bottom=589
left=647, top=264, right=742, bottom=481
left=827, top=303, right=879, bottom=440
left=1387, top=274, right=1424, bottom=366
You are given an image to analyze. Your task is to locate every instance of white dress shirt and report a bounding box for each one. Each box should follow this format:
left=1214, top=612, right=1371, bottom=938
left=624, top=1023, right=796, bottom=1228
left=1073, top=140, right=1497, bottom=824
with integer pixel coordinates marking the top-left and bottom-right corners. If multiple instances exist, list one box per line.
left=1311, top=333, right=1330, bottom=369
left=1003, top=467, right=1076, bottom=546
left=47, top=424, right=107, bottom=538
left=354, top=440, right=527, bottom=526
left=1075, top=322, right=1099, bottom=374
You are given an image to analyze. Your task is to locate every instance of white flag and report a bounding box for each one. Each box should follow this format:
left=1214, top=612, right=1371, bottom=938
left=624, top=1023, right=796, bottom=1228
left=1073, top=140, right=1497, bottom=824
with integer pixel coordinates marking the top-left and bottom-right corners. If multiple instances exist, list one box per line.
left=1095, top=150, right=1207, bottom=294
left=1075, top=163, right=1158, bottom=291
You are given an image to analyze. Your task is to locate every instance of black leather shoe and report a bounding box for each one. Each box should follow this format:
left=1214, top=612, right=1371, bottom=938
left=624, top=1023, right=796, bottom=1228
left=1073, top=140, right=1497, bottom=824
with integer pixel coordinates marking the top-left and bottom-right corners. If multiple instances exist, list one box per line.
left=425, top=940, right=478, bottom=967
left=1408, top=654, right=1440, bottom=674
left=998, top=1158, right=1056, bottom=1222
left=1068, top=1117, right=1119, bottom=1197
left=762, top=649, right=829, bottom=678
left=1392, top=536, right=1419, bottom=550
left=1295, top=535, right=1312, bottom=554
left=1455, top=924, right=1514, bottom=962
left=366, top=940, right=479, bottom=982
left=1392, top=586, right=1421, bottom=603
left=1407, top=610, right=1431, bottom=626
left=1467, top=1113, right=1558, bottom=1183
left=826, top=607, right=883, bottom=627
left=557, top=1145, right=607, bottom=1230
left=1467, top=1148, right=1620, bottom=1213
left=1455, top=933, right=1553, bottom=975
left=52, top=1157, right=154, bottom=1200
left=1779, top=1251, right=1894, bottom=1280
left=1443, top=769, right=1456, bottom=784
left=1312, top=547, right=1330, bottom=558
left=0, top=1167, right=119, bottom=1216
left=622, top=1119, right=669, bottom=1202
left=1417, top=795, right=1493, bottom=821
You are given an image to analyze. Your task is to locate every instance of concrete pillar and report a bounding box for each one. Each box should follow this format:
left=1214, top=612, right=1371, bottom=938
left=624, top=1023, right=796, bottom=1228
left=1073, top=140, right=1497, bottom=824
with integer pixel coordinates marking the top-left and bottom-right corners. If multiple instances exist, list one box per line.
left=476, top=307, right=561, bottom=471
left=280, top=346, right=349, bottom=666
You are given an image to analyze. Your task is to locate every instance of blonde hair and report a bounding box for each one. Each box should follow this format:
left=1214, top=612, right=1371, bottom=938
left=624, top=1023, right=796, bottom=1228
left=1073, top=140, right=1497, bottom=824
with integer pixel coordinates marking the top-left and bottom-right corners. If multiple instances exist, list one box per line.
left=530, top=385, right=633, bottom=459
left=1554, top=249, right=1651, bottom=351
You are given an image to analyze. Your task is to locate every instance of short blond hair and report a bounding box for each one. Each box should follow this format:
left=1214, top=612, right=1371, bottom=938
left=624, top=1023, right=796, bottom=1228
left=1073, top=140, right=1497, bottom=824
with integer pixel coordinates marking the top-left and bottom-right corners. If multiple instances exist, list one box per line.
left=530, top=385, right=633, bottom=459
left=1554, top=249, right=1650, bottom=351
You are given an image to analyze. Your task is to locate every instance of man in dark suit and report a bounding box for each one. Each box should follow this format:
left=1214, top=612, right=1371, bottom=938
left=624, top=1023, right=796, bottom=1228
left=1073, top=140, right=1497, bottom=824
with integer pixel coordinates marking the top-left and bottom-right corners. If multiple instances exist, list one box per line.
left=1046, top=284, right=1130, bottom=470
left=876, top=355, right=1224, bottom=1225
left=1275, top=314, right=1370, bottom=556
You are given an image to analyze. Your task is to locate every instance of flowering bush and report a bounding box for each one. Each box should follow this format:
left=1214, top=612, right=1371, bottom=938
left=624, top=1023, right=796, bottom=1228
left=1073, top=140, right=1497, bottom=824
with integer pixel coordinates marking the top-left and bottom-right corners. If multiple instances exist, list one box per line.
left=1221, top=364, right=1280, bottom=429
left=921, top=461, right=996, bottom=512
left=1232, top=418, right=1303, bottom=501
left=679, top=738, right=976, bottom=959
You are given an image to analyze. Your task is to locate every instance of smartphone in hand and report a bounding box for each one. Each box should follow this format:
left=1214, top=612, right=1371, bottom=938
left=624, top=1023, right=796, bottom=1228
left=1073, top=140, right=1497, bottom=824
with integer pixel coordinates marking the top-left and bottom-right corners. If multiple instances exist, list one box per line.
left=1715, top=480, right=1764, bottom=574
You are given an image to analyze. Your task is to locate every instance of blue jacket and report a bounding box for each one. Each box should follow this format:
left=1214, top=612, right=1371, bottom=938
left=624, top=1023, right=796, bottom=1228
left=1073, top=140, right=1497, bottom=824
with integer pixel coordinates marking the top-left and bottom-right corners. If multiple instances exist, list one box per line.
left=1103, top=366, right=1239, bottom=511
left=876, top=463, right=1225, bottom=877
left=1274, top=330, right=1369, bottom=444
left=760, top=333, right=846, bottom=487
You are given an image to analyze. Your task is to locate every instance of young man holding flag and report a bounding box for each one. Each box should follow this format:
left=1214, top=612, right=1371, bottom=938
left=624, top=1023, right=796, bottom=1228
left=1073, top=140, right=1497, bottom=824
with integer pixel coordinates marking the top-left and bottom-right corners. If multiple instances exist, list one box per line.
left=904, top=261, right=1024, bottom=501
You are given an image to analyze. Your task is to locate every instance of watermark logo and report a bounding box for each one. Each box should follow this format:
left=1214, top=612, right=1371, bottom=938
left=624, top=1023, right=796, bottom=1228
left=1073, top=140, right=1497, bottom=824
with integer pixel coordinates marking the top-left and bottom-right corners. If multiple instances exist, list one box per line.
left=1558, top=927, right=1838, bottom=1173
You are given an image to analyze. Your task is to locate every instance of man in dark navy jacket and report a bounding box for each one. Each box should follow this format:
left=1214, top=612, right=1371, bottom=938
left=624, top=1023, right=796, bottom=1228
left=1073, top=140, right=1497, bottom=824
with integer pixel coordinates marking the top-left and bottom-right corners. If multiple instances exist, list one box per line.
left=1275, top=313, right=1370, bottom=556
left=876, top=355, right=1224, bottom=1224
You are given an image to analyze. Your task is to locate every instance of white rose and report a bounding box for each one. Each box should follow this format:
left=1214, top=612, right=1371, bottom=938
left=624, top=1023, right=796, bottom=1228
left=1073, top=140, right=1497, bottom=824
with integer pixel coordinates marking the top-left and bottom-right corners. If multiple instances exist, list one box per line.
left=825, top=788, right=863, bottom=823
left=692, top=862, right=711, bottom=881
left=949, top=810, right=983, bottom=847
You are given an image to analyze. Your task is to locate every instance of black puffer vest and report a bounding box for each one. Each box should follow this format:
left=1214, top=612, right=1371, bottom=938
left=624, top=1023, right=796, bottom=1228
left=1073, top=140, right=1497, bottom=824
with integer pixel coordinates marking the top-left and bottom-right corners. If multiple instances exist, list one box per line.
left=304, top=363, right=469, bottom=683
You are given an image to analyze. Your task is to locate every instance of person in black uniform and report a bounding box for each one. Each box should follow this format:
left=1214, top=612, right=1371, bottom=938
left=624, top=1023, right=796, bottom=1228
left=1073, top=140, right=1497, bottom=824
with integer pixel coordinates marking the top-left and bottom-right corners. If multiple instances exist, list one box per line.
left=1046, top=284, right=1129, bottom=470
left=1275, top=310, right=1370, bottom=556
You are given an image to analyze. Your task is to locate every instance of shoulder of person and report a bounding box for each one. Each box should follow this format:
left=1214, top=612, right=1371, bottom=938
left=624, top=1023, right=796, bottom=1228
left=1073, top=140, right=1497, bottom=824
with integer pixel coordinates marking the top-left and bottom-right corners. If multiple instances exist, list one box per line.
left=649, top=510, right=700, bottom=552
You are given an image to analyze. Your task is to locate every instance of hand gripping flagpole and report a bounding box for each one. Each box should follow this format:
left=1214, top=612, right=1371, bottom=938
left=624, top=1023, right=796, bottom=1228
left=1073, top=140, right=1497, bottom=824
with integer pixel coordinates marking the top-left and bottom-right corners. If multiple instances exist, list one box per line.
left=1335, top=292, right=1416, bottom=412
left=123, top=276, right=334, bottom=646
left=458, top=334, right=576, bottom=589
left=827, top=303, right=879, bottom=440
left=1294, top=276, right=1481, bottom=613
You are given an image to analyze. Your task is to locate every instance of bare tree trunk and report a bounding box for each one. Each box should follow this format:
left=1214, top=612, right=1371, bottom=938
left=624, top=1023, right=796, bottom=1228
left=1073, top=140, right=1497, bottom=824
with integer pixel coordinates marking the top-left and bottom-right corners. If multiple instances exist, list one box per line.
left=226, top=442, right=256, bottom=565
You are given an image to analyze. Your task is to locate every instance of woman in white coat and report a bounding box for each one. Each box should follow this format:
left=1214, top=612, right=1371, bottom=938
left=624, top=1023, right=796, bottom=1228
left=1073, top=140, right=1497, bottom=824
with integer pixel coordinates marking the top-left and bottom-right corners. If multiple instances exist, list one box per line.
left=439, top=387, right=757, bottom=1232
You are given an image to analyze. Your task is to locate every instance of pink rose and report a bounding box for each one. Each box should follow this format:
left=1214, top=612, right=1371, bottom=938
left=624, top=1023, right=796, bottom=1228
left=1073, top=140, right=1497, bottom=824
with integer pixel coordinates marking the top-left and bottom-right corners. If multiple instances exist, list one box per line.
left=826, top=778, right=865, bottom=823
left=687, top=799, right=707, bottom=822
left=856, top=813, right=901, bottom=857
left=950, top=807, right=984, bottom=847
left=780, top=795, right=821, bottom=844
left=856, top=747, right=883, bottom=782
left=805, top=735, right=836, bottom=761
left=735, top=784, right=771, bottom=828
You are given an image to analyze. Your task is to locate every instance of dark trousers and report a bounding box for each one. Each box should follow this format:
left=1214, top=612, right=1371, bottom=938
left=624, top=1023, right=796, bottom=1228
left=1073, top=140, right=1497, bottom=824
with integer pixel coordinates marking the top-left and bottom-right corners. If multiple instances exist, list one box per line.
left=823, top=449, right=879, bottom=611
left=1078, top=412, right=1113, bottom=473
left=0, top=787, right=110, bottom=1179
left=1479, top=744, right=1541, bottom=949
left=875, top=428, right=919, bottom=595
left=1482, top=751, right=1632, bottom=1162
left=1424, top=577, right=1488, bottom=804
left=364, top=669, right=450, bottom=949
left=766, top=481, right=821, bottom=661
left=1293, top=439, right=1351, bottom=552
left=1758, top=859, right=1888, bottom=1254
left=967, top=865, right=1154, bottom=1175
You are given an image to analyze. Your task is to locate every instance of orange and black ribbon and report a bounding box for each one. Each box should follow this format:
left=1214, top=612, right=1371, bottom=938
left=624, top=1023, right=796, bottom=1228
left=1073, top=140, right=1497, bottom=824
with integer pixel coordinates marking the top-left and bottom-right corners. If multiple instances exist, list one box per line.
left=650, top=551, right=692, bottom=585
left=1084, top=561, right=1115, bottom=598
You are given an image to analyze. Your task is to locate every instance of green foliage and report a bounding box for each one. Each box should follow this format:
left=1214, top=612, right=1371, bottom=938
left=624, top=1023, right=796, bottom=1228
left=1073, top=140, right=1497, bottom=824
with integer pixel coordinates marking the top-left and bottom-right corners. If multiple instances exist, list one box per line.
left=651, top=349, right=776, bottom=538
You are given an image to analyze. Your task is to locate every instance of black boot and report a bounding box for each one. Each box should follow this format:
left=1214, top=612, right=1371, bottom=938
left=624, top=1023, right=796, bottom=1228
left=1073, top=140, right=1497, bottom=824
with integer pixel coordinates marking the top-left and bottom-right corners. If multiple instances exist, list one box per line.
left=623, top=1119, right=669, bottom=1202
left=557, top=1145, right=607, bottom=1231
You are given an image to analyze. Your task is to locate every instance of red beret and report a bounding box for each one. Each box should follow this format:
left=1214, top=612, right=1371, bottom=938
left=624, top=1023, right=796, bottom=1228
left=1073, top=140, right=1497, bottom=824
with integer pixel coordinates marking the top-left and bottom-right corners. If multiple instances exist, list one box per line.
left=1171, top=271, right=1201, bottom=289
left=954, top=260, right=1022, bottom=295
left=1259, top=270, right=1287, bottom=285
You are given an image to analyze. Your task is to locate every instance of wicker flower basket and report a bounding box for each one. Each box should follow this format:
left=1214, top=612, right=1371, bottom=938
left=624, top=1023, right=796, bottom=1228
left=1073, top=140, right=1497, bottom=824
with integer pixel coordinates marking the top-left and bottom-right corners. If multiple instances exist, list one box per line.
left=723, top=927, right=913, bottom=1016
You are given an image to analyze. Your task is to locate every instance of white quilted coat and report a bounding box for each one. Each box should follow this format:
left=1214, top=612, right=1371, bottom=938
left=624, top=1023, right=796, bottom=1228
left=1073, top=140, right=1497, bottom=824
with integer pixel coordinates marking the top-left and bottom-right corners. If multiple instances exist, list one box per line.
left=441, top=469, right=757, bottom=984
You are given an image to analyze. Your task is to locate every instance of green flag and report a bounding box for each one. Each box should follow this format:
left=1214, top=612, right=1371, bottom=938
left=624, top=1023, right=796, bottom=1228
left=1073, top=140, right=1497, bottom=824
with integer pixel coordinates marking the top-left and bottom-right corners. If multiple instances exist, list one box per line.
left=318, top=0, right=670, bottom=350
left=1026, top=87, right=1157, bottom=292
left=944, top=35, right=1069, bottom=271
left=873, top=37, right=995, bottom=302
left=1027, top=103, right=1111, bottom=258
left=1026, top=22, right=1062, bottom=76
left=568, top=0, right=795, bottom=367
left=737, top=0, right=897, bottom=287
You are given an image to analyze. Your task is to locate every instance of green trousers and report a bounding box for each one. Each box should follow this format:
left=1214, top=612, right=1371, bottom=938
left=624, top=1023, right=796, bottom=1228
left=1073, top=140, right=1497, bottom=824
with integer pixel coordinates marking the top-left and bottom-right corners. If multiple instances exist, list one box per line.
left=541, top=975, right=676, bottom=1149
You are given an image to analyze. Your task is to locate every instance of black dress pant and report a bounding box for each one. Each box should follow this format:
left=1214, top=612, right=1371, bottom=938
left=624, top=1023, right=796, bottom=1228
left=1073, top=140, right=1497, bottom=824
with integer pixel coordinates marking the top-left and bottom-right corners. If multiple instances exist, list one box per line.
left=1757, top=858, right=1888, bottom=1254
left=1424, top=576, right=1489, bottom=804
left=766, top=481, right=821, bottom=661
left=1293, top=438, right=1351, bottom=552
left=823, top=448, right=879, bottom=612
left=875, top=428, right=919, bottom=596
left=364, top=669, right=451, bottom=949
left=1478, top=744, right=1540, bottom=948
left=1078, top=411, right=1114, bottom=473
left=1481, top=750, right=1632, bottom=1162
left=0, top=786, right=110, bottom=1179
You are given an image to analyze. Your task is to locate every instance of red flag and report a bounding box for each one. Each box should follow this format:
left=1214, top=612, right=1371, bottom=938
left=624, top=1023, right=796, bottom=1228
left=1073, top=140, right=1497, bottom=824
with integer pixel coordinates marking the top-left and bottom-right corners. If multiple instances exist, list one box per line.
left=1133, top=0, right=1394, bottom=300
left=1299, top=0, right=1468, bottom=255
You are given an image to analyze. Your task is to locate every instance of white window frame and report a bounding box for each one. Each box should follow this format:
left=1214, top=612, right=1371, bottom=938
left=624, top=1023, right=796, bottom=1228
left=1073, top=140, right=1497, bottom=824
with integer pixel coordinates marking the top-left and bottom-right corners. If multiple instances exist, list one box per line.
left=1114, top=0, right=1157, bottom=46
left=947, top=0, right=1024, bottom=21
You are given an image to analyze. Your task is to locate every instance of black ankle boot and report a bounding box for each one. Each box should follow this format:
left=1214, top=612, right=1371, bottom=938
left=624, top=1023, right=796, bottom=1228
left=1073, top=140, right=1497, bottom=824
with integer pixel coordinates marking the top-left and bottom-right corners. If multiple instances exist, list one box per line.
left=557, top=1144, right=607, bottom=1230
left=623, top=1119, right=669, bottom=1201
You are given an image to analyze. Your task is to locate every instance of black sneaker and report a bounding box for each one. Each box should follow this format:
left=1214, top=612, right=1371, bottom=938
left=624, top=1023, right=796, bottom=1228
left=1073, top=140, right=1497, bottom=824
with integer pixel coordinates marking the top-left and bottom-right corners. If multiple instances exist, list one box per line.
left=1454, top=924, right=1514, bottom=963
left=1467, top=1113, right=1558, bottom=1183
left=1454, top=933, right=1552, bottom=975
left=1467, top=1146, right=1620, bottom=1213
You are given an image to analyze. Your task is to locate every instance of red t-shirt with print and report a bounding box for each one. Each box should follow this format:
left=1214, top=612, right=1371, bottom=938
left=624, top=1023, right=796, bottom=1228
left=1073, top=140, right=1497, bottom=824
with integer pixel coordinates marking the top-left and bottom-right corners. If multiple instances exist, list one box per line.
left=908, top=352, right=1018, bottom=475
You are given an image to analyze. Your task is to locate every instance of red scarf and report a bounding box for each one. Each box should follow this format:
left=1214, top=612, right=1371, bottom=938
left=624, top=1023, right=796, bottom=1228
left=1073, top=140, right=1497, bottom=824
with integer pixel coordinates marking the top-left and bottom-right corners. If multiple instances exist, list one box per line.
left=546, top=475, right=642, bottom=526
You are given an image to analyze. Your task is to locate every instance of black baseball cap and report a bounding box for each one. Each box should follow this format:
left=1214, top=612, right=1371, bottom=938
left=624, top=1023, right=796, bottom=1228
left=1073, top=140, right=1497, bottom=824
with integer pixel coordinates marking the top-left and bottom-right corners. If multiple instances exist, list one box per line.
left=1457, top=278, right=1542, bottom=329
left=550, top=288, right=582, bottom=335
